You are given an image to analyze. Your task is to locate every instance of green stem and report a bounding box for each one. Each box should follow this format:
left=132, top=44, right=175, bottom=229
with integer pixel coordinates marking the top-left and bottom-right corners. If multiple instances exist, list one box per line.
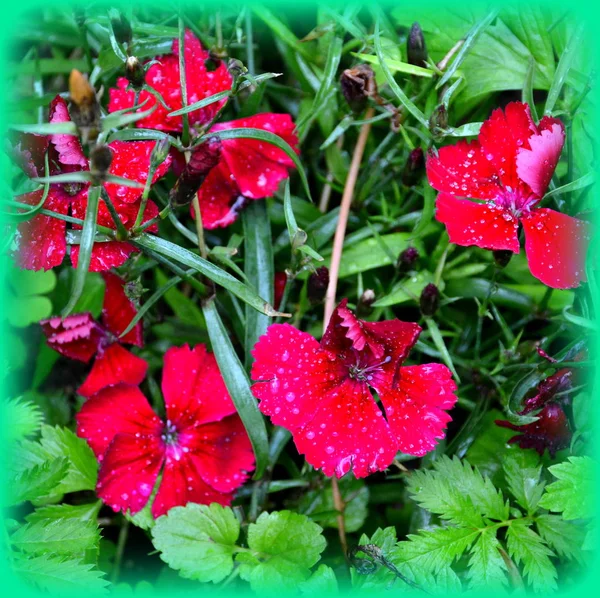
left=178, top=16, right=190, bottom=147
left=245, top=9, right=255, bottom=75
left=111, top=518, right=130, bottom=585
left=101, top=188, right=129, bottom=240
left=134, top=164, right=158, bottom=229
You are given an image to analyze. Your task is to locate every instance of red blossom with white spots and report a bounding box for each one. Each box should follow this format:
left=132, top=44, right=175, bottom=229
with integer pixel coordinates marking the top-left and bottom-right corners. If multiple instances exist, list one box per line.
left=76, top=344, right=254, bottom=518
left=108, top=30, right=232, bottom=132
left=426, top=102, right=591, bottom=289
left=41, top=272, right=147, bottom=397
left=14, top=96, right=171, bottom=272
left=250, top=300, right=457, bottom=478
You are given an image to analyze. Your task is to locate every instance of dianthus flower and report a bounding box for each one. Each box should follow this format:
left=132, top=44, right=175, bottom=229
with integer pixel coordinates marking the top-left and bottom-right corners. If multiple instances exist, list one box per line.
left=108, top=30, right=299, bottom=229
left=13, top=96, right=171, bottom=271
left=426, top=102, right=591, bottom=289
left=77, top=344, right=255, bottom=518
left=41, top=272, right=147, bottom=397
left=251, top=300, right=457, bottom=478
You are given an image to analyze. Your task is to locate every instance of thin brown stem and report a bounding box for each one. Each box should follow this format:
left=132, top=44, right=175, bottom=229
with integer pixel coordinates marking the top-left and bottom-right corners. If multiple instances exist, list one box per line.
left=323, top=107, right=374, bottom=326
left=437, top=40, right=464, bottom=71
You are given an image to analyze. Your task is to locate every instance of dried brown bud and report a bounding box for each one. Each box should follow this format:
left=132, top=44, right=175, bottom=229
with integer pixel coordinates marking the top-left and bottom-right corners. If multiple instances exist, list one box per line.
left=90, top=145, right=113, bottom=180
left=420, top=283, right=440, bottom=316
left=125, top=56, right=145, bottom=89
left=429, top=104, right=448, bottom=135
left=68, top=70, right=101, bottom=140
left=307, top=267, right=329, bottom=305
left=340, top=64, right=376, bottom=113
left=169, top=138, right=222, bottom=206
left=401, top=147, right=425, bottom=186
left=407, top=23, right=428, bottom=67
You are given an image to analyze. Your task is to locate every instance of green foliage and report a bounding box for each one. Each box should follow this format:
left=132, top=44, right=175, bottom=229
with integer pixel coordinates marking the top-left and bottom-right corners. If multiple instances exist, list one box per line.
left=4, top=395, right=44, bottom=442
left=3, top=266, right=56, bottom=327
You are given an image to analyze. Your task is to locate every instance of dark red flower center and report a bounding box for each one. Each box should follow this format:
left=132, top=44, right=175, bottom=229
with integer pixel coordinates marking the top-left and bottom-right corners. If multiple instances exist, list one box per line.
left=491, top=186, right=537, bottom=218
left=161, top=420, right=179, bottom=445
left=347, top=352, right=391, bottom=384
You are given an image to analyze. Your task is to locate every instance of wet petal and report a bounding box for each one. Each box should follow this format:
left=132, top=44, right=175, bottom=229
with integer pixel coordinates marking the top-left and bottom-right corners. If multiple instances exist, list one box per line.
left=40, top=312, right=104, bottom=362
left=48, top=96, right=88, bottom=171
left=101, top=272, right=143, bottom=346
left=436, top=191, right=520, bottom=252
left=522, top=208, right=591, bottom=289
left=9, top=133, right=49, bottom=178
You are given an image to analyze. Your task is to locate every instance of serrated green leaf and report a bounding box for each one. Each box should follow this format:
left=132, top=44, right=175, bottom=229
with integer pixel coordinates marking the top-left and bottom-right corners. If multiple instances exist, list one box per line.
left=12, top=552, right=109, bottom=594
left=237, top=510, right=326, bottom=594
left=503, top=452, right=544, bottom=514
left=466, top=528, right=508, bottom=590
left=535, top=514, right=586, bottom=563
left=506, top=520, right=557, bottom=592
left=4, top=396, right=44, bottom=442
left=300, top=565, right=339, bottom=594
left=7, top=458, right=69, bottom=506
left=26, top=502, right=102, bottom=524
left=152, top=503, right=239, bottom=583
left=10, top=518, right=100, bottom=555
left=538, top=456, right=594, bottom=520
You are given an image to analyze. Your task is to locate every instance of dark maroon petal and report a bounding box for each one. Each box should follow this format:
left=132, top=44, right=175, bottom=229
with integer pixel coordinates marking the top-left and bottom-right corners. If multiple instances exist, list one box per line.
left=40, top=312, right=104, bottom=362
left=10, top=133, right=49, bottom=177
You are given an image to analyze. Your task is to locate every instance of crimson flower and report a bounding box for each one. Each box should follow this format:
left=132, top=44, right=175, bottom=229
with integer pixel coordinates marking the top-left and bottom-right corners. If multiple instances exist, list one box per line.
left=108, top=30, right=232, bottom=132
left=426, top=102, right=591, bottom=289
left=41, top=272, right=147, bottom=397
left=14, top=96, right=171, bottom=272
left=251, top=300, right=457, bottom=478
left=76, top=344, right=255, bottom=518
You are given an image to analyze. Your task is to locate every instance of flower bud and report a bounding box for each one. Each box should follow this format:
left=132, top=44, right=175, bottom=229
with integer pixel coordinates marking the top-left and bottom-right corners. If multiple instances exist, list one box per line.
left=420, top=283, right=440, bottom=316
left=274, top=272, right=288, bottom=310
left=340, top=64, right=375, bottom=114
left=125, top=56, right=146, bottom=89
left=429, top=104, right=448, bottom=135
left=69, top=70, right=100, bottom=138
left=307, top=267, right=329, bottom=305
left=228, top=58, right=247, bottom=79
left=401, top=147, right=425, bottom=186
left=407, top=23, right=428, bottom=67
left=357, top=289, right=376, bottom=317
left=493, top=249, right=513, bottom=269
left=110, top=10, right=132, bottom=47
left=90, top=145, right=113, bottom=180
left=151, top=137, right=171, bottom=169
left=396, top=246, right=419, bottom=272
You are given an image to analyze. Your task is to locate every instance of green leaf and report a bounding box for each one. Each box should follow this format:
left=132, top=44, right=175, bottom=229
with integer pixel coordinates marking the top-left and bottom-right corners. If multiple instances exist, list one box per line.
left=4, top=396, right=43, bottom=442
left=236, top=510, right=326, bottom=594
left=9, top=121, right=78, bottom=135
left=538, top=456, right=594, bottom=520
left=352, top=52, right=435, bottom=78
left=152, top=503, right=240, bottom=583
left=8, top=458, right=69, bottom=506
left=155, top=269, right=204, bottom=327
left=503, top=452, right=544, bottom=514
left=506, top=520, right=557, bottom=592
left=300, top=564, right=338, bottom=594
left=10, top=518, right=100, bottom=555
left=12, top=553, right=109, bottom=594
left=4, top=267, right=56, bottom=328
left=535, top=514, right=586, bottom=563
left=243, top=200, right=274, bottom=367
left=424, top=317, right=460, bottom=382
left=374, top=271, right=437, bottom=307
left=202, top=300, right=269, bottom=478
left=26, top=502, right=102, bottom=524
left=466, top=528, right=508, bottom=590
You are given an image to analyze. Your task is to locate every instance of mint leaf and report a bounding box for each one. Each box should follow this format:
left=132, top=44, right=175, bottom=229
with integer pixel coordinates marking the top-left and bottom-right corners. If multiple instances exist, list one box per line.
left=503, top=452, right=544, bottom=514
left=466, top=528, right=508, bottom=590
left=506, top=520, right=557, bottom=592
left=237, top=510, right=326, bottom=594
left=152, top=503, right=240, bottom=583
left=10, top=518, right=100, bottom=555
left=538, top=456, right=594, bottom=520
left=12, top=553, right=109, bottom=594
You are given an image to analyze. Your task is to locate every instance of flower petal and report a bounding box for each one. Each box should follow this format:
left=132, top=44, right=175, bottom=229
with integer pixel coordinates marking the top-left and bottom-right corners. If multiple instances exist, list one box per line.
left=161, top=344, right=236, bottom=428
left=101, top=272, right=143, bottom=346
left=48, top=96, right=88, bottom=171
left=40, top=312, right=104, bottom=362
left=152, top=449, right=232, bottom=518
left=294, top=379, right=397, bottom=478
left=104, top=140, right=172, bottom=204
left=76, top=383, right=163, bottom=458
left=522, top=208, right=591, bottom=289
left=478, top=101, right=537, bottom=191
left=10, top=133, right=49, bottom=178
left=15, top=189, right=68, bottom=271
left=78, top=343, right=148, bottom=398
left=108, top=31, right=232, bottom=132
left=97, top=432, right=164, bottom=515
left=379, top=364, right=457, bottom=457
left=178, top=414, right=254, bottom=493
left=516, top=121, right=565, bottom=198
left=436, top=192, right=520, bottom=252
left=251, top=323, right=343, bottom=431
left=426, top=140, right=500, bottom=200
left=71, top=241, right=137, bottom=272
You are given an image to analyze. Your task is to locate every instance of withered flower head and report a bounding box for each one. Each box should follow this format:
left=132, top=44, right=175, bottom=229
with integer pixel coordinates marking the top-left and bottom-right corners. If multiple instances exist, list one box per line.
left=340, top=64, right=376, bottom=114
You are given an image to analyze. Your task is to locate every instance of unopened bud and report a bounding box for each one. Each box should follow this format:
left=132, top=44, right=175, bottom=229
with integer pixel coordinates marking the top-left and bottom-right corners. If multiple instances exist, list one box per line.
left=429, top=104, right=448, bottom=135
left=420, top=283, right=440, bottom=316
left=407, top=23, right=428, bottom=67
left=228, top=58, right=247, bottom=80
left=340, top=64, right=376, bottom=114
left=151, top=137, right=171, bottom=169
left=274, top=272, right=288, bottom=310
left=124, top=278, right=144, bottom=304
left=125, top=56, right=145, bottom=89
left=69, top=70, right=101, bottom=138
left=396, top=246, right=419, bottom=272
left=493, top=250, right=513, bottom=269
left=307, top=267, right=329, bottom=305
left=90, top=145, right=113, bottom=180
left=357, top=289, right=376, bottom=317
left=401, top=147, right=425, bottom=186
left=110, top=10, right=132, bottom=47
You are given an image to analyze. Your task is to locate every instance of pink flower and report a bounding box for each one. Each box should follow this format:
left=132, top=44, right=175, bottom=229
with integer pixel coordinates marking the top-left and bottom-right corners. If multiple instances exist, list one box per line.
left=108, top=30, right=232, bottom=132
left=14, top=96, right=171, bottom=271
left=426, top=102, right=591, bottom=289
left=250, top=300, right=457, bottom=478
left=76, top=345, right=255, bottom=518
left=41, top=272, right=147, bottom=397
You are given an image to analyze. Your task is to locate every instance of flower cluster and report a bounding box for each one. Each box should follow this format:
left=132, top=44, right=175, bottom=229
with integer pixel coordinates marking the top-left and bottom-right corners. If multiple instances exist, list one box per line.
left=427, top=102, right=591, bottom=289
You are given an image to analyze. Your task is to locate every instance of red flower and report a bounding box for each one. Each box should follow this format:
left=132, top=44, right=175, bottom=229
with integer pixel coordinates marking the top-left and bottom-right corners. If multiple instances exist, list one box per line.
left=41, top=272, right=147, bottom=397
left=250, top=300, right=457, bottom=478
left=496, top=403, right=571, bottom=457
left=14, top=96, right=171, bottom=271
left=273, top=271, right=288, bottom=310
left=426, top=102, right=591, bottom=289
left=108, top=30, right=232, bottom=132
left=76, top=344, right=255, bottom=518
